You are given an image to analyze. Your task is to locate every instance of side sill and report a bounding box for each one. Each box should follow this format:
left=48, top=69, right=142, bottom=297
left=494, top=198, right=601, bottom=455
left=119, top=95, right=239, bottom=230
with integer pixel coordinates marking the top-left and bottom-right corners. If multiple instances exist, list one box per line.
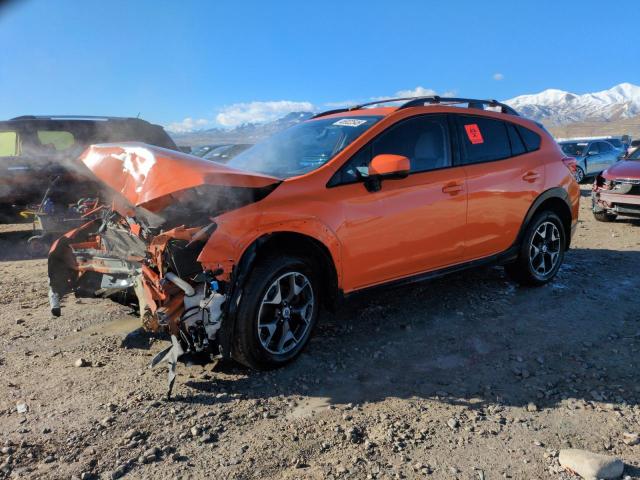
left=343, top=246, right=519, bottom=300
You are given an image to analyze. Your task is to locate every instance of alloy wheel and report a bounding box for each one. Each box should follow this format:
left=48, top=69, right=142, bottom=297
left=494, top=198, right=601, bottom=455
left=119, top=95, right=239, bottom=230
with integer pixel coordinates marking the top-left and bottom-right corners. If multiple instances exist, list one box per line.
left=575, top=167, right=584, bottom=183
left=257, top=271, right=314, bottom=355
left=529, top=221, right=561, bottom=277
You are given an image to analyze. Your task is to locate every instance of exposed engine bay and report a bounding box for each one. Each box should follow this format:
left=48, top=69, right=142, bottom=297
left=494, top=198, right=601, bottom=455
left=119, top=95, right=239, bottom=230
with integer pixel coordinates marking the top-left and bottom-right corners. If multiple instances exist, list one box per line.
left=47, top=143, right=281, bottom=397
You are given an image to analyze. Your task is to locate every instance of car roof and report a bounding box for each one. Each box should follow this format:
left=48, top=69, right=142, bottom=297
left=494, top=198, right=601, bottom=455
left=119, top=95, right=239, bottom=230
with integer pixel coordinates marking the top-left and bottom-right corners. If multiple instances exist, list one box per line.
left=7, top=115, right=151, bottom=123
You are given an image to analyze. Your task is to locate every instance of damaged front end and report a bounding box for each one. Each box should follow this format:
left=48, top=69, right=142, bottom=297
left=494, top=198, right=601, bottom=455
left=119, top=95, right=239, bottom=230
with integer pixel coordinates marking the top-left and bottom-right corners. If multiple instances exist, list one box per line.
left=593, top=163, right=640, bottom=218
left=48, top=143, right=280, bottom=397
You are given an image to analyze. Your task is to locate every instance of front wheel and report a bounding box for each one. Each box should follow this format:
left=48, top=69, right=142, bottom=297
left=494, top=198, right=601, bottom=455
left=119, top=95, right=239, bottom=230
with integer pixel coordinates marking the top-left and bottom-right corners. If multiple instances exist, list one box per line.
left=506, top=211, right=566, bottom=286
left=232, top=254, right=320, bottom=370
left=574, top=166, right=585, bottom=183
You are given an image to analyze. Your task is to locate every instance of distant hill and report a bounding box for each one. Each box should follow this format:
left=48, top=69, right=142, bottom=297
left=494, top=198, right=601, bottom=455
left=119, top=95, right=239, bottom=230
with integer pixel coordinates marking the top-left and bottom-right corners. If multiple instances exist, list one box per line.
left=505, top=83, right=640, bottom=126
left=546, top=115, right=640, bottom=140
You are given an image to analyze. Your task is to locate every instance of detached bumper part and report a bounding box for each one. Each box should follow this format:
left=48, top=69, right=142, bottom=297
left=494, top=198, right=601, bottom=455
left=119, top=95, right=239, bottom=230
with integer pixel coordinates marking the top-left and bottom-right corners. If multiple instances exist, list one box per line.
left=49, top=287, right=61, bottom=317
left=150, top=334, right=185, bottom=400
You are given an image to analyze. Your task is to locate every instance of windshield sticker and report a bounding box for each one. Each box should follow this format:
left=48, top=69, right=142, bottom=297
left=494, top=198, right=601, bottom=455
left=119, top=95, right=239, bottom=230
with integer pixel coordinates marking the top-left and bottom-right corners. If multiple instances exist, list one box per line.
left=333, top=119, right=368, bottom=127
left=464, top=124, right=484, bottom=144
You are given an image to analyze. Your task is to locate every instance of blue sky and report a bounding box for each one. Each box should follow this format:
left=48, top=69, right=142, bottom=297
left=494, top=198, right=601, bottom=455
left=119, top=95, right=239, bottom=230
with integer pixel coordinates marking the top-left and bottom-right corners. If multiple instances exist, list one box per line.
left=1, top=0, right=638, bottom=131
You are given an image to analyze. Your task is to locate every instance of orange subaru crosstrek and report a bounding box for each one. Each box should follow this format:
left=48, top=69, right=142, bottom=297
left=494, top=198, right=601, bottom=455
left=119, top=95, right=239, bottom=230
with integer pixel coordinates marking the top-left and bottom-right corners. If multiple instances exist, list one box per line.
left=48, top=96, right=579, bottom=390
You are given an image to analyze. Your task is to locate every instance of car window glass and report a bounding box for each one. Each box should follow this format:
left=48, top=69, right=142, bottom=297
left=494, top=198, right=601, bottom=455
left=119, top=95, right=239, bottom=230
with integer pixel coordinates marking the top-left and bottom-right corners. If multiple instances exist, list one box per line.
left=37, top=130, right=75, bottom=151
left=515, top=125, right=541, bottom=152
left=0, top=131, right=18, bottom=157
left=506, top=123, right=526, bottom=156
left=599, top=142, right=612, bottom=152
left=560, top=142, right=587, bottom=157
left=589, top=143, right=600, bottom=154
left=371, top=115, right=450, bottom=174
left=228, top=115, right=382, bottom=178
left=457, top=116, right=511, bottom=164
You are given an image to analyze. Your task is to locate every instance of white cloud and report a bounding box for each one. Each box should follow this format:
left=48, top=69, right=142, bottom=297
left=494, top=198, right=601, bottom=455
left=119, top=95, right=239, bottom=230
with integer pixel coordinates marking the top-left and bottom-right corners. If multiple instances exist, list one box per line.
left=215, top=100, right=315, bottom=128
left=493, top=73, right=504, bottom=81
left=395, top=86, right=438, bottom=97
left=393, top=86, right=457, bottom=98
left=165, top=117, right=211, bottom=133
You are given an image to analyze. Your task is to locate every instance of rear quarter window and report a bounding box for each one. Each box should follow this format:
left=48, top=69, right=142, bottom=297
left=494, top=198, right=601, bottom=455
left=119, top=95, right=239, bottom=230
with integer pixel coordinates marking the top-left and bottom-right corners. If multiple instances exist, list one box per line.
left=515, top=125, right=541, bottom=152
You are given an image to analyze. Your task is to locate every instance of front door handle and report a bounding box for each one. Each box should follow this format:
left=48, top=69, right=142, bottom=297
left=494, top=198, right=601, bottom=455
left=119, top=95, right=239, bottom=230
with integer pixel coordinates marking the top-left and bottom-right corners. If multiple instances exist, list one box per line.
left=522, top=171, right=540, bottom=182
left=442, top=183, right=464, bottom=195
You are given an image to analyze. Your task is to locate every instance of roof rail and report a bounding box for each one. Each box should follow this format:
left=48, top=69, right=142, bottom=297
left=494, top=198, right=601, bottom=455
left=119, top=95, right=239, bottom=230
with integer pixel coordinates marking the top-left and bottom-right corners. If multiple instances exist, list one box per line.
left=311, top=97, right=420, bottom=119
left=9, top=115, right=145, bottom=122
left=398, top=96, right=519, bottom=115
left=312, top=96, right=519, bottom=119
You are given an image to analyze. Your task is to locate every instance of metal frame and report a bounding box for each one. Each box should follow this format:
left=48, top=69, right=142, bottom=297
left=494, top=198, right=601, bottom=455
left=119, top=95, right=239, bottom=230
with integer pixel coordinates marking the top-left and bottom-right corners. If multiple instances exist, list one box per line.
left=10, top=115, right=143, bottom=122
left=312, top=96, right=519, bottom=119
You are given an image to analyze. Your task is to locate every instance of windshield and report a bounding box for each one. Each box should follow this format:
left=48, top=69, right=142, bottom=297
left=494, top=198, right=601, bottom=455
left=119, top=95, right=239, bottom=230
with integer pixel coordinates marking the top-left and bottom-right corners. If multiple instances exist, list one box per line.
left=227, top=116, right=383, bottom=178
left=560, top=142, right=588, bottom=157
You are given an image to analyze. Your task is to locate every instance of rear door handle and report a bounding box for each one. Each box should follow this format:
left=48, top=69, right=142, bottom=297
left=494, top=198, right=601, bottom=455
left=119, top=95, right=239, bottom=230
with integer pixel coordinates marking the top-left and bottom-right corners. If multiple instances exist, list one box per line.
left=442, top=183, right=464, bottom=195
left=522, top=171, right=540, bottom=182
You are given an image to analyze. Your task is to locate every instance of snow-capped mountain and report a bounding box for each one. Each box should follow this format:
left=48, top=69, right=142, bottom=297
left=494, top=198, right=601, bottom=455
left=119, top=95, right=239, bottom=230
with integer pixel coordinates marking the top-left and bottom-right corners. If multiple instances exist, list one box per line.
left=505, top=83, right=640, bottom=125
left=171, top=111, right=314, bottom=146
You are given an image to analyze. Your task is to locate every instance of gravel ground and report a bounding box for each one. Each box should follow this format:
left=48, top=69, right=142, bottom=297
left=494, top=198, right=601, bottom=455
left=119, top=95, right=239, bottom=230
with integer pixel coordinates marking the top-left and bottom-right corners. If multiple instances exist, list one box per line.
left=0, top=185, right=639, bottom=480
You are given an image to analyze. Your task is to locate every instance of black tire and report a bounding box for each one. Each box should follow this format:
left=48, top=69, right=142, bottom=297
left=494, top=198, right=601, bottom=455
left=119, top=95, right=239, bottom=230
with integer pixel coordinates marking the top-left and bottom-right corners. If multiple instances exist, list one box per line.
left=593, top=211, right=617, bottom=222
left=505, top=211, right=566, bottom=286
left=232, top=254, right=320, bottom=370
left=27, top=235, right=51, bottom=257
left=575, top=166, right=585, bottom=183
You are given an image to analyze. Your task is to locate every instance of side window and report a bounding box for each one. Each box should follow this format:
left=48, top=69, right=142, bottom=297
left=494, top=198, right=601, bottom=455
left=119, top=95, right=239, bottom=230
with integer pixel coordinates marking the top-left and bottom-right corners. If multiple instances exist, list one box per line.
left=599, top=142, right=612, bottom=153
left=457, top=116, right=511, bottom=164
left=37, top=130, right=75, bottom=151
left=371, top=115, right=450, bottom=174
left=0, top=131, right=18, bottom=157
left=328, top=115, right=450, bottom=186
left=588, top=143, right=600, bottom=154
left=515, top=125, right=541, bottom=152
left=506, top=123, right=526, bottom=156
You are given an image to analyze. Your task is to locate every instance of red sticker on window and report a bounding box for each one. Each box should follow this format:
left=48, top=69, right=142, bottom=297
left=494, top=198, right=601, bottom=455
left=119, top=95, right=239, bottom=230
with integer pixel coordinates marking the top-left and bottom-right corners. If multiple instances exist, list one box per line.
left=464, top=124, right=484, bottom=144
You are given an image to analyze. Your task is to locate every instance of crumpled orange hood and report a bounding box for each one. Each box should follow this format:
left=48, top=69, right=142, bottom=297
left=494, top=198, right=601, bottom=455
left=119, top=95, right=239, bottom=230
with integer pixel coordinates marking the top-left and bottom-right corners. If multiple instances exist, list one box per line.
left=79, top=143, right=280, bottom=211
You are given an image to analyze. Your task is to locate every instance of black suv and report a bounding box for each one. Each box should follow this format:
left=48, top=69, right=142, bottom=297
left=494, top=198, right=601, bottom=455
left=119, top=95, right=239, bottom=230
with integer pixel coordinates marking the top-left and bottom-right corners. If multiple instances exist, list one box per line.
left=0, top=115, right=177, bottom=215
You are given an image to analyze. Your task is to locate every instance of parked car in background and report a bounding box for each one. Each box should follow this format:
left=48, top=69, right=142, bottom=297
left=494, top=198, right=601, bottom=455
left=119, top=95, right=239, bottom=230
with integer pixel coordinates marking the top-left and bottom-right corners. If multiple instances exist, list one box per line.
left=559, top=139, right=622, bottom=182
left=190, top=144, right=226, bottom=157
left=593, top=147, right=640, bottom=221
left=0, top=115, right=178, bottom=216
left=202, top=143, right=252, bottom=163
left=49, top=95, right=579, bottom=392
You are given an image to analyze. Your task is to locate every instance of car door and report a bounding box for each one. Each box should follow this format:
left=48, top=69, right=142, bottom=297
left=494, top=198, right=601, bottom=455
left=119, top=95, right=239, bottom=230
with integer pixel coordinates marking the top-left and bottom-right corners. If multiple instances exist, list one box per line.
left=584, top=142, right=602, bottom=174
left=596, top=141, right=619, bottom=171
left=453, top=115, right=546, bottom=260
left=327, top=114, right=467, bottom=291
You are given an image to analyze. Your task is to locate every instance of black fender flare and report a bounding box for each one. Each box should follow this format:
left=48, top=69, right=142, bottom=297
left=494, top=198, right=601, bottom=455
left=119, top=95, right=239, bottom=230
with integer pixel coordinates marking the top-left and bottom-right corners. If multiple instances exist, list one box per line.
left=514, top=187, right=572, bottom=250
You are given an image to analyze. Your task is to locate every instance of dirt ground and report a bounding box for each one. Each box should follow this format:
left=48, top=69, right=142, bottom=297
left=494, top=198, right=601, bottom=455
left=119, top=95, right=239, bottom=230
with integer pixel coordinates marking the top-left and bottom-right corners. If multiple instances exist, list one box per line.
left=0, top=185, right=639, bottom=480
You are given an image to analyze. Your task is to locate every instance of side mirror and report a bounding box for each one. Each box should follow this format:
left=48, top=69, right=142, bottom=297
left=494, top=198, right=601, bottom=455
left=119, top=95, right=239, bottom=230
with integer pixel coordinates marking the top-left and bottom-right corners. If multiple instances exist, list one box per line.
left=364, top=154, right=410, bottom=192
left=587, top=149, right=598, bottom=156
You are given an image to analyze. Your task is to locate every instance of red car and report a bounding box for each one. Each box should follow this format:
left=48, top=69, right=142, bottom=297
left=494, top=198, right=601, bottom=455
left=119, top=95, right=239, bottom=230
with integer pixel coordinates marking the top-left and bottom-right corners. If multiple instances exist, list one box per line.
left=592, top=147, right=640, bottom=221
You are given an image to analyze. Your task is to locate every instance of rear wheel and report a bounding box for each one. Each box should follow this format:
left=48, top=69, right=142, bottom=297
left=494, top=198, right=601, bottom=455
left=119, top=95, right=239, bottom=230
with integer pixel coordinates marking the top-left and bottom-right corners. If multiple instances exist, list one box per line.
left=506, top=211, right=565, bottom=286
left=232, top=254, right=319, bottom=370
left=593, top=211, right=617, bottom=222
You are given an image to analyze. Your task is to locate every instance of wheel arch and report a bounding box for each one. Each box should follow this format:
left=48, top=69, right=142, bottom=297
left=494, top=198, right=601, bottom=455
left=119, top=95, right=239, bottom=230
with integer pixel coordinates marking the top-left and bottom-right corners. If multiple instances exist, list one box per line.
left=217, top=228, right=341, bottom=359
left=243, top=231, right=340, bottom=308
left=517, top=187, right=573, bottom=249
